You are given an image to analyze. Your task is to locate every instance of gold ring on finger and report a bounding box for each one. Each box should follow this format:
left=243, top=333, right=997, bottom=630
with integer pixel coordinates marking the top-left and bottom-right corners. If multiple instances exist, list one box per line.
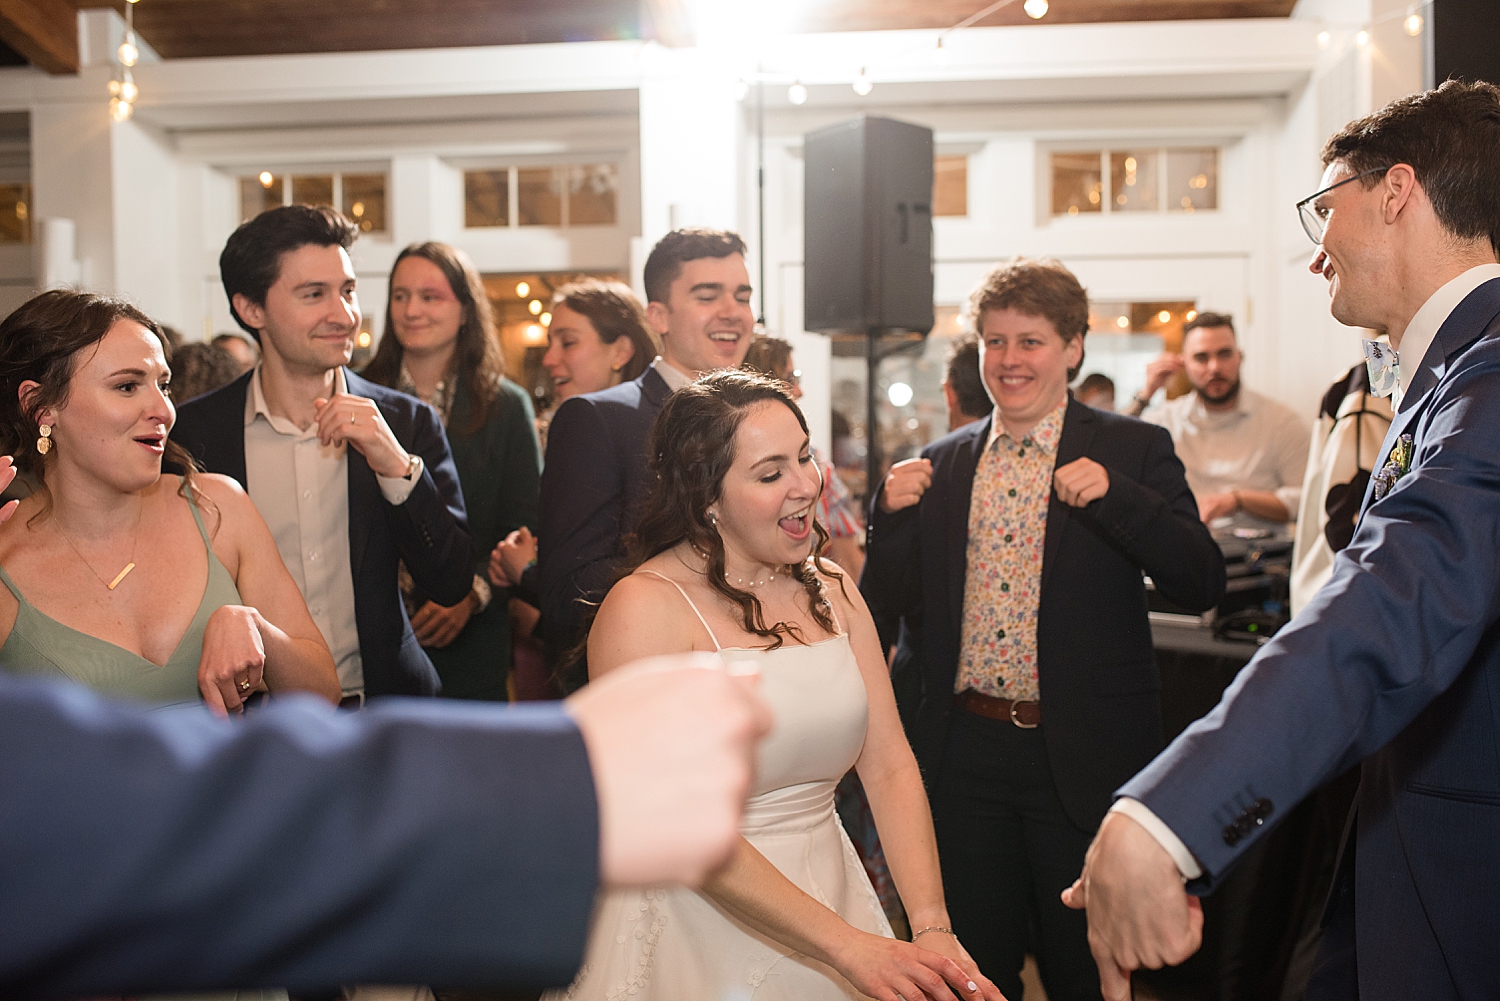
left=238, top=679, right=252, bottom=692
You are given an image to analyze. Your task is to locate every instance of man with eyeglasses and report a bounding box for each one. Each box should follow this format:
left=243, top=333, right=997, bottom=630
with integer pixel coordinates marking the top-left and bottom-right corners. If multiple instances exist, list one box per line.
left=1062, top=80, right=1500, bottom=1001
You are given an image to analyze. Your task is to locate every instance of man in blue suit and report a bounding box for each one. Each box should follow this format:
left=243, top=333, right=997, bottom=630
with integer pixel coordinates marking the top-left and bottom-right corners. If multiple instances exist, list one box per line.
left=539, top=228, right=754, bottom=691
left=861, top=258, right=1224, bottom=1000
left=173, top=205, right=473, bottom=702
left=1064, top=81, right=1500, bottom=1001
left=0, top=654, right=771, bottom=997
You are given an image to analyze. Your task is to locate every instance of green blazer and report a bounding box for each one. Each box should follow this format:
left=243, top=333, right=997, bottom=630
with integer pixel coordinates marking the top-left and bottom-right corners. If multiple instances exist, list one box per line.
left=427, top=376, right=542, bottom=700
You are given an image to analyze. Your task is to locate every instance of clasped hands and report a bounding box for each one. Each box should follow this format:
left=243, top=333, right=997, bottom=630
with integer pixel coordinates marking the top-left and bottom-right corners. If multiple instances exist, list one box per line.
left=1061, top=811, right=1205, bottom=1001
left=878, top=456, right=1109, bottom=513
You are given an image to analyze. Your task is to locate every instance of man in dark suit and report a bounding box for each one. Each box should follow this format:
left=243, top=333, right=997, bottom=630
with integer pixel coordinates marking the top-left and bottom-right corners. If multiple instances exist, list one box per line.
left=173, top=205, right=472, bottom=701
left=1063, top=80, right=1500, bottom=1001
left=539, top=228, right=754, bottom=690
left=860, top=258, right=1224, bottom=1000
left=0, top=655, right=771, bottom=997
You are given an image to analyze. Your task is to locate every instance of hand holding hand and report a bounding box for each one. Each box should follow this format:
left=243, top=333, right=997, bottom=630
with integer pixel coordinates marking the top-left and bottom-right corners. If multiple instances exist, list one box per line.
left=1142, top=353, right=1184, bottom=398
left=411, top=596, right=474, bottom=649
left=198, top=604, right=268, bottom=716
left=832, top=931, right=1004, bottom=1001
left=313, top=393, right=411, bottom=479
left=1054, top=457, right=1110, bottom=508
left=490, top=526, right=537, bottom=587
left=1061, top=810, right=1204, bottom=1001
left=879, top=458, right=934, bottom=514
left=567, top=653, right=773, bottom=888
left=1198, top=491, right=1239, bottom=523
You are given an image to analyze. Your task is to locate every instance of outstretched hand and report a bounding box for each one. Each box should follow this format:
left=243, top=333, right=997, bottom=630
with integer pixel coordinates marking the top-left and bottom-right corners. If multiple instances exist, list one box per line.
left=1061, top=811, right=1204, bottom=1000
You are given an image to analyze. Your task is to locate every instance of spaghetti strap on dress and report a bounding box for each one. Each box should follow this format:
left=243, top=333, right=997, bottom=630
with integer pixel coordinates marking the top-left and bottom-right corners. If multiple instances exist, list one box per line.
left=636, top=569, right=724, bottom=651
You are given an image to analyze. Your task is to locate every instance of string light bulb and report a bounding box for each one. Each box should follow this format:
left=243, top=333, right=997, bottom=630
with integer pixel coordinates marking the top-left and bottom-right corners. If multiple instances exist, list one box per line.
left=1403, top=6, right=1424, bottom=36
left=852, top=68, right=872, bottom=96
left=1024, top=0, right=1049, bottom=19
left=1355, top=29, right=1370, bottom=47
left=1317, top=30, right=1331, bottom=49
left=788, top=81, right=808, bottom=105
left=109, top=97, right=134, bottom=122
left=118, top=32, right=139, bottom=67
left=515, top=281, right=530, bottom=297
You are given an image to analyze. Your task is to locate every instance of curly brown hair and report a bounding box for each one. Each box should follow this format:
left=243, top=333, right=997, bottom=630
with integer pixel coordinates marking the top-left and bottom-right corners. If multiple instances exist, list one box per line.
left=966, top=257, right=1090, bottom=381
left=610, top=370, right=845, bottom=652
left=0, top=289, right=205, bottom=523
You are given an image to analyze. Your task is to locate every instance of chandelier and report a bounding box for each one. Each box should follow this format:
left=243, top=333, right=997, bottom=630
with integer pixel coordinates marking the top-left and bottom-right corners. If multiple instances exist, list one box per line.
left=107, top=0, right=142, bottom=122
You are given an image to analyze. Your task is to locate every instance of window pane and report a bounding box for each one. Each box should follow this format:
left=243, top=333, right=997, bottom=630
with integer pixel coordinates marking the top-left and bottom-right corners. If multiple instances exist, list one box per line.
left=933, top=155, right=968, bottom=217
left=566, top=164, right=618, bottom=226
left=1167, top=148, right=1218, bottom=212
left=342, top=173, right=387, bottom=233
left=1109, top=151, right=1159, bottom=212
left=240, top=173, right=283, bottom=223
left=517, top=168, right=563, bottom=226
left=0, top=183, right=31, bottom=244
left=465, top=169, right=510, bottom=228
left=291, top=174, right=334, bottom=208
left=1052, top=152, right=1102, bottom=216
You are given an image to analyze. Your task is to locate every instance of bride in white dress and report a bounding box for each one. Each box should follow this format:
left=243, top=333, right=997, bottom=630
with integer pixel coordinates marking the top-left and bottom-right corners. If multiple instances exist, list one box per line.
left=550, top=371, right=1002, bottom=1001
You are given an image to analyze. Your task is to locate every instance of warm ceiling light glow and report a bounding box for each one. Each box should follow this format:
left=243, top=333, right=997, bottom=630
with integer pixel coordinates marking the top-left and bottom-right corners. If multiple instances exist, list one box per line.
left=853, top=69, right=872, bottom=97
left=524, top=324, right=545, bottom=344
left=119, top=79, right=138, bottom=103
left=1115, top=316, right=1130, bottom=329
left=259, top=171, right=275, bottom=188
left=887, top=382, right=914, bottom=407
left=118, top=38, right=139, bottom=67
left=1158, top=310, right=1172, bottom=323
left=350, top=202, right=365, bottom=218
left=541, top=312, right=552, bottom=326
left=1403, top=8, right=1424, bottom=36
left=109, top=98, right=134, bottom=122
left=1186, top=310, right=1198, bottom=322
left=356, top=331, right=372, bottom=348
left=529, top=299, right=543, bottom=315
left=788, top=82, right=808, bottom=105
left=1124, top=156, right=1137, bottom=173
left=1024, top=0, right=1049, bottom=18
left=1355, top=29, right=1370, bottom=47
left=516, top=281, right=530, bottom=298
left=1317, top=30, right=1331, bottom=49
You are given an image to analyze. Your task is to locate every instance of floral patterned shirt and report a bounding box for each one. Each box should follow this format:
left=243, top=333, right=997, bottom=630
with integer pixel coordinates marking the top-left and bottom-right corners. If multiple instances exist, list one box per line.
left=955, top=401, right=1066, bottom=702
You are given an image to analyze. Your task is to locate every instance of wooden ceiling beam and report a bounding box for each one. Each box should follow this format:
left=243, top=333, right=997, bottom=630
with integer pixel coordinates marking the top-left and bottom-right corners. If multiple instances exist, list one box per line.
left=0, top=0, right=77, bottom=73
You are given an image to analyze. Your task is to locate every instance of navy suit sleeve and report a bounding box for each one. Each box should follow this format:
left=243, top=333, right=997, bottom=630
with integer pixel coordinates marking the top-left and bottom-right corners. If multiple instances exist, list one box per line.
left=0, top=677, right=599, bottom=996
left=387, top=398, right=475, bottom=607
left=1121, top=359, right=1500, bottom=888
left=859, top=449, right=932, bottom=651
left=1079, top=422, right=1226, bottom=611
left=539, top=396, right=625, bottom=644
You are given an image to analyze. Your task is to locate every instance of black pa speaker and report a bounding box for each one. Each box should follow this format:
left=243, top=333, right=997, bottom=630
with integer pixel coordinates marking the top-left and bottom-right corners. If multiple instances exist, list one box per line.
left=1432, top=0, right=1500, bottom=89
left=803, top=115, right=935, bottom=334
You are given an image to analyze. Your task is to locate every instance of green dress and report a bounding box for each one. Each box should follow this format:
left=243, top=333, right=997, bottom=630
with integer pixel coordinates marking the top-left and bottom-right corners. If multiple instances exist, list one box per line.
left=0, top=495, right=242, bottom=707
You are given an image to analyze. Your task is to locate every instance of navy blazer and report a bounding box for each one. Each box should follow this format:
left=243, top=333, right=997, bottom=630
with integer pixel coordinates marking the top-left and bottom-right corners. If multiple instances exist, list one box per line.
left=538, top=367, right=671, bottom=689
left=171, top=369, right=474, bottom=698
left=1121, top=278, right=1500, bottom=998
left=0, top=675, right=598, bottom=995
left=862, top=397, right=1225, bottom=831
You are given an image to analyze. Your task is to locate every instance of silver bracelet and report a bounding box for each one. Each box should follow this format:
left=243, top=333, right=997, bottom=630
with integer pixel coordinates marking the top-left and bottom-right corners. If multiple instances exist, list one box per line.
left=912, top=925, right=954, bottom=939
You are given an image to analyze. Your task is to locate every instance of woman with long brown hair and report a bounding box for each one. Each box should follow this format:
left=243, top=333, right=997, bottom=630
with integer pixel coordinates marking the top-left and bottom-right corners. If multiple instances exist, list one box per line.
left=551, top=371, right=1000, bottom=1001
left=364, top=241, right=542, bottom=701
left=0, top=289, right=338, bottom=713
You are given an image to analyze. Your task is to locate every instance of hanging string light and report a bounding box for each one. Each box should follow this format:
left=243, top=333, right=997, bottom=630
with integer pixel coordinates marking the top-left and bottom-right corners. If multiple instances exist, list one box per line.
left=108, top=0, right=142, bottom=122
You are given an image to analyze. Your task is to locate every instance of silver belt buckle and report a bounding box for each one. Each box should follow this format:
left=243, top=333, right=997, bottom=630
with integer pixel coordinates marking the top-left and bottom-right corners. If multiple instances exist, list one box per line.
left=1009, top=699, right=1039, bottom=729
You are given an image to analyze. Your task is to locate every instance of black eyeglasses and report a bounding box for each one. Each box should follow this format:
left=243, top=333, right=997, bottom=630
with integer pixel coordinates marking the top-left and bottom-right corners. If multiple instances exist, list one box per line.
left=1296, top=166, right=1391, bottom=245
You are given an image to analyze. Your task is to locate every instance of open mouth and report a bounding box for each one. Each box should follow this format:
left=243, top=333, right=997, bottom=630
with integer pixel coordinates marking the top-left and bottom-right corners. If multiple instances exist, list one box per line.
left=709, top=331, right=742, bottom=344
left=779, top=507, right=812, bottom=540
left=134, top=434, right=165, bottom=453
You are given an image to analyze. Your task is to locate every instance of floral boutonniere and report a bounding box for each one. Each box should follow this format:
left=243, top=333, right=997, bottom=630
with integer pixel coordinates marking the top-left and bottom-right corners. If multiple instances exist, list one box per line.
left=1372, top=434, right=1414, bottom=501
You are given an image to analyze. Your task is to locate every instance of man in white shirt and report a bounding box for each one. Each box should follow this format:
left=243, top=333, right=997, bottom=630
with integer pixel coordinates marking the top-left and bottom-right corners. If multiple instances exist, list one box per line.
left=1062, top=80, right=1500, bottom=1001
left=1130, top=314, right=1310, bottom=530
left=174, top=205, right=474, bottom=703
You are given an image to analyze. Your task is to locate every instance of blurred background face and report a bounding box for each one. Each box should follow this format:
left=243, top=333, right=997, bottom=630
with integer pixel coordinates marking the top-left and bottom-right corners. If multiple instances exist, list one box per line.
left=389, top=255, right=463, bottom=359
left=1182, top=325, right=1241, bottom=405
left=543, top=303, right=635, bottom=401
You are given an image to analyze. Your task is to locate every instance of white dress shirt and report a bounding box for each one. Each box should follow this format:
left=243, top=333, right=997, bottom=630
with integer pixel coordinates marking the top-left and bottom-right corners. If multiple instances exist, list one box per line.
left=1120, top=261, right=1500, bottom=881
left=243, top=366, right=419, bottom=699
left=651, top=356, right=693, bottom=393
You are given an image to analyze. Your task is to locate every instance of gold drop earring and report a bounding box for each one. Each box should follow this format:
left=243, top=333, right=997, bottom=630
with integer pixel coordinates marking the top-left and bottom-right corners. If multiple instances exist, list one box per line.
left=36, top=424, right=51, bottom=455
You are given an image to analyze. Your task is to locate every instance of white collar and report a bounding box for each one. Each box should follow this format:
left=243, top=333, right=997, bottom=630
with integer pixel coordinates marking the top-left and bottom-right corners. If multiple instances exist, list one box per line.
left=1395, top=263, right=1500, bottom=403
left=651, top=356, right=694, bottom=393
left=245, top=364, right=347, bottom=433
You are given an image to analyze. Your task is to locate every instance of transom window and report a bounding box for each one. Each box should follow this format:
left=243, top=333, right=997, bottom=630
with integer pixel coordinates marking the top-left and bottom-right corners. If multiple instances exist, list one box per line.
left=0, top=182, right=31, bottom=244
left=238, top=170, right=388, bottom=232
left=1051, top=148, right=1219, bottom=217
left=464, top=164, right=619, bottom=229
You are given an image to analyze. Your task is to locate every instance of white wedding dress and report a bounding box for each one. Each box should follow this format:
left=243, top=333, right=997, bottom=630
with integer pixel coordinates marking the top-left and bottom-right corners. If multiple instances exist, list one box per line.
left=549, top=572, right=893, bottom=1001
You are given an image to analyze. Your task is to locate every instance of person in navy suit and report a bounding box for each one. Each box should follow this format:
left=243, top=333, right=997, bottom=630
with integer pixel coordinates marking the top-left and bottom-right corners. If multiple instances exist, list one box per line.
left=539, top=229, right=755, bottom=691
left=860, top=258, right=1225, bottom=1000
left=1064, top=81, right=1500, bottom=1001
left=173, top=205, right=473, bottom=702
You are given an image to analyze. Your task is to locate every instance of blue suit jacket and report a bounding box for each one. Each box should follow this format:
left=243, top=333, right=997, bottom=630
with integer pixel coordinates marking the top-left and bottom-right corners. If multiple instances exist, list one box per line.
left=538, top=367, right=671, bottom=690
left=862, top=398, right=1226, bottom=830
left=0, top=675, right=598, bottom=995
left=171, top=369, right=475, bottom=698
left=1122, top=278, right=1500, bottom=998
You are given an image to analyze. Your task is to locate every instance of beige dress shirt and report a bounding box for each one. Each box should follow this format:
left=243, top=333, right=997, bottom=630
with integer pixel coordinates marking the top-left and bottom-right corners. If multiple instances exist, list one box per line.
left=243, top=366, right=420, bottom=699
left=651, top=356, right=693, bottom=392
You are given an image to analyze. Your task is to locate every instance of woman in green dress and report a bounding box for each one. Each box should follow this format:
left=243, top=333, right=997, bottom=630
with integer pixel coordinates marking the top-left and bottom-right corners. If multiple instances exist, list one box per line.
left=363, top=242, right=542, bottom=701
left=0, top=290, right=339, bottom=714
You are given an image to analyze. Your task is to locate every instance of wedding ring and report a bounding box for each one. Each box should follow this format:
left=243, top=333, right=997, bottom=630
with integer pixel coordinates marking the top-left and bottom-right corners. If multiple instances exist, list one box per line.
left=237, top=679, right=252, bottom=692
left=349, top=413, right=357, bottom=424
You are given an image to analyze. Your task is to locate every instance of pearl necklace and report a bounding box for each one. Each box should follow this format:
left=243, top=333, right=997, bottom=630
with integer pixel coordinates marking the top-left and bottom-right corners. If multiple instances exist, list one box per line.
left=726, top=570, right=776, bottom=588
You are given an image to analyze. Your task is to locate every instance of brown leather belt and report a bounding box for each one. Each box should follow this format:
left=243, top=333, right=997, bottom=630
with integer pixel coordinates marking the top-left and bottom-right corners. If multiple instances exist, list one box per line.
left=956, top=689, right=1041, bottom=729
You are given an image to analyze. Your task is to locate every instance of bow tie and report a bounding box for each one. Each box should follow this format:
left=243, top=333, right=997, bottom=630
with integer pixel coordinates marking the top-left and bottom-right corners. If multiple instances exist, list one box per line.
left=1363, top=340, right=1399, bottom=398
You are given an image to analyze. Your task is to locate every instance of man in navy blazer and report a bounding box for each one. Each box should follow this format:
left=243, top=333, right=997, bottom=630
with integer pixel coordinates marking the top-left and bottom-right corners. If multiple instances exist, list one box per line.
left=0, top=657, right=771, bottom=997
left=539, top=229, right=754, bottom=690
left=1065, top=81, right=1500, bottom=1001
left=861, top=259, right=1224, bottom=1000
left=173, top=205, right=472, bottom=700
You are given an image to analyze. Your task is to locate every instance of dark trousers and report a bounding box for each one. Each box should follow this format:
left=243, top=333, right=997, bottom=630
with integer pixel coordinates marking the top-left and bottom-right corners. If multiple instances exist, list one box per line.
left=931, top=707, right=1102, bottom=1001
